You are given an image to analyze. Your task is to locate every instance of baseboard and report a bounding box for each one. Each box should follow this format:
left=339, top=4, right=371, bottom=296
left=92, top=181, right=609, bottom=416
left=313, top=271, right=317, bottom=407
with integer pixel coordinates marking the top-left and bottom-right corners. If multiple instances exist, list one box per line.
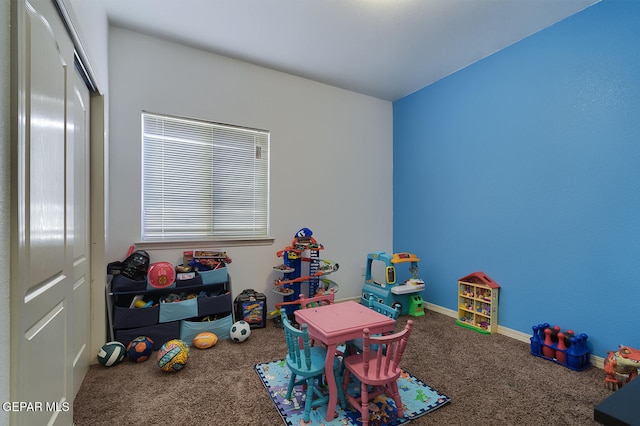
left=424, top=303, right=604, bottom=369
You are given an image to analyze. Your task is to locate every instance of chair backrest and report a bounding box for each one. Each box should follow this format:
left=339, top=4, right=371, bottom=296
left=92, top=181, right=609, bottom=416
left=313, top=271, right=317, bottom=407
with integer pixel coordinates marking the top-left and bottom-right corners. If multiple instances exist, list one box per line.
left=362, top=320, right=413, bottom=379
left=298, top=288, right=335, bottom=309
left=280, top=308, right=313, bottom=371
left=367, top=294, right=400, bottom=320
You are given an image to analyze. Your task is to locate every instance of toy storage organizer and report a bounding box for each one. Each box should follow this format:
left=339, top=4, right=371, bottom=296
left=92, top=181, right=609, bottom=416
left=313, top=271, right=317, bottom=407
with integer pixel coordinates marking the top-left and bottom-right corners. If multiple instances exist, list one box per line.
left=530, top=323, right=591, bottom=371
left=107, top=267, right=233, bottom=350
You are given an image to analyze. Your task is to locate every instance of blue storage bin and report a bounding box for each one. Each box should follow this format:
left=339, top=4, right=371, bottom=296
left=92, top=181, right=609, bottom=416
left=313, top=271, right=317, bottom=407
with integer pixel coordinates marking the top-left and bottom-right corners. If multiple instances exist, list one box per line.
left=199, top=267, right=228, bottom=285
left=175, top=273, right=203, bottom=288
left=159, top=297, right=198, bottom=323
left=112, top=304, right=159, bottom=329
left=111, top=274, right=147, bottom=293
left=198, top=293, right=232, bottom=317
left=180, top=314, right=233, bottom=345
left=114, top=321, right=181, bottom=351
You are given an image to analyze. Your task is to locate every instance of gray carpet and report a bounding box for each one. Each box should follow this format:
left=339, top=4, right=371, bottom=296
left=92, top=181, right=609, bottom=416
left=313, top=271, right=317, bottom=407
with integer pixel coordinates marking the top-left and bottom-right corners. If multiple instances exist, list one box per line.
left=73, top=309, right=611, bottom=425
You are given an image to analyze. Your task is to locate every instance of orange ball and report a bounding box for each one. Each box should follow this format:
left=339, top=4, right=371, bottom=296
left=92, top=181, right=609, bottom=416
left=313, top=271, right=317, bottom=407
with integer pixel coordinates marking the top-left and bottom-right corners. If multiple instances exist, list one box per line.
left=193, top=332, right=218, bottom=349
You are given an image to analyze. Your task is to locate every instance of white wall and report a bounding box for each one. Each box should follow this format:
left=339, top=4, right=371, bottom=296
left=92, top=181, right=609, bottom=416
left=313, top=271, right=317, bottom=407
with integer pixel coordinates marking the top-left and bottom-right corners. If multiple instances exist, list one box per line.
left=108, top=27, right=393, bottom=311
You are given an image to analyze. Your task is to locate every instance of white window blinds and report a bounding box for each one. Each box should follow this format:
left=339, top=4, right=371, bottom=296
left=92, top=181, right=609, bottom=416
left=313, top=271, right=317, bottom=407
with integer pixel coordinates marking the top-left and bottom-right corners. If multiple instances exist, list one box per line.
left=142, top=112, right=270, bottom=241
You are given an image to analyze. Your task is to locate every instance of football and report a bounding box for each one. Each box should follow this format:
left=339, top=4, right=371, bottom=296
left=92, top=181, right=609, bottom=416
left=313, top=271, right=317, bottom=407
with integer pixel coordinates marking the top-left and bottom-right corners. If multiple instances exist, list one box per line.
left=192, top=332, right=218, bottom=349
left=229, top=320, right=251, bottom=343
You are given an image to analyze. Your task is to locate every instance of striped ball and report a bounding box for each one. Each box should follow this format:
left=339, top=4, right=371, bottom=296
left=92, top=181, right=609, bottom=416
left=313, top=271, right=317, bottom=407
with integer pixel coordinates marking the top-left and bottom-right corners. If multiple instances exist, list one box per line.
left=97, top=341, right=126, bottom=367
left=193, top=332, right=218, bottom=349
left=157, top=339, right=190, bottom=372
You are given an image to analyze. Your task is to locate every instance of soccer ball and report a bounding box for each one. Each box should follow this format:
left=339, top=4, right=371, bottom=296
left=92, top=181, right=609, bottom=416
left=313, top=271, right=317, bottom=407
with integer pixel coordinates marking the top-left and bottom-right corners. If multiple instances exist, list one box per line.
left=230, top=320, right=251, bottom=343
left=126, top=336, right=154, bottom=362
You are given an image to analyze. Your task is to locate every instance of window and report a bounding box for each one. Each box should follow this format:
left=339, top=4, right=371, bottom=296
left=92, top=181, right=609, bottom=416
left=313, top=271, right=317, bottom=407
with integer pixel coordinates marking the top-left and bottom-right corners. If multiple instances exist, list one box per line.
left=141, top=112, right=269, bottom=242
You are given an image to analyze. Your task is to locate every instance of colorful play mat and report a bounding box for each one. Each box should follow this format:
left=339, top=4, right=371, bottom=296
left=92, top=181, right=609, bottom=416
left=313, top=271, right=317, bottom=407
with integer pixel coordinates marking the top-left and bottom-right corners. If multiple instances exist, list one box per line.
left=255, top=358, right=450, bottom=425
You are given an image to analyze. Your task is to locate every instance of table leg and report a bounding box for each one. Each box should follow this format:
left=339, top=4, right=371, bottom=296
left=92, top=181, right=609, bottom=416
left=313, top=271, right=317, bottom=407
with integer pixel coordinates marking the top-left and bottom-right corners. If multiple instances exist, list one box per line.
left=324, top=343, right=338, bottom=421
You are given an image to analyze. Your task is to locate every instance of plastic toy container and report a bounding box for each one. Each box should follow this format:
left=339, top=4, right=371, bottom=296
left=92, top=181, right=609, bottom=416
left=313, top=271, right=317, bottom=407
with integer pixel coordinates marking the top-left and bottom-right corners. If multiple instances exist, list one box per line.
left=234, top=289, right=266, bottom=329
left=530, top=323, right=591, bottom=371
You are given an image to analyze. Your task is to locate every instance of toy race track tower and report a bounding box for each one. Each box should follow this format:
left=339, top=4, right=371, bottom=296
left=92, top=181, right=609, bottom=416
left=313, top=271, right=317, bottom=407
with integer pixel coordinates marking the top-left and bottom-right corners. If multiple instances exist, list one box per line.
left=360, top=252, right=426, bottom=316
left=273, top=228, right=339, bottom=314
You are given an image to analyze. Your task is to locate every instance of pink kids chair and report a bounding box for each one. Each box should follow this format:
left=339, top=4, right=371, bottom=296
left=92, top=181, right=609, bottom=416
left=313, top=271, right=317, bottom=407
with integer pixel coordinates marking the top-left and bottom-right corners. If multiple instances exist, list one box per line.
left=341, top=320, right=414, bottom=426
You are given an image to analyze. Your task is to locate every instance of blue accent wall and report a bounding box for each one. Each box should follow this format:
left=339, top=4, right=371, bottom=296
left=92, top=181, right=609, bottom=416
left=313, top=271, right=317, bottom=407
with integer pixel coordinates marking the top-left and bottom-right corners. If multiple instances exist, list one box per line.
left=393, top=0, right=640, bottom=358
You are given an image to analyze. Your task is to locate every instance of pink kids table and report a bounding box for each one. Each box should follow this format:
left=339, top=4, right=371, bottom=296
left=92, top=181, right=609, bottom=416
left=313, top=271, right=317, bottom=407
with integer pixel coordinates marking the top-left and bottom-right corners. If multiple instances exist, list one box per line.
left=294, top=300, right=397, bottom=421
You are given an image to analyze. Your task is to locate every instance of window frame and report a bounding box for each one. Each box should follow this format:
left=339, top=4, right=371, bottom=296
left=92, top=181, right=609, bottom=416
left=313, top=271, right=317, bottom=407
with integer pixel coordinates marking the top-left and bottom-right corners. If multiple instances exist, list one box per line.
left=138, top=111, right=272, bottom=248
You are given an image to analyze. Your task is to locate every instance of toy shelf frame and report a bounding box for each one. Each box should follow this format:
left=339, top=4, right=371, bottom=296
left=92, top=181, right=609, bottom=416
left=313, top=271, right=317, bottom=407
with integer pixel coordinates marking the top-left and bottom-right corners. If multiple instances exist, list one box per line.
left=106, top=271, right=233, bottom=349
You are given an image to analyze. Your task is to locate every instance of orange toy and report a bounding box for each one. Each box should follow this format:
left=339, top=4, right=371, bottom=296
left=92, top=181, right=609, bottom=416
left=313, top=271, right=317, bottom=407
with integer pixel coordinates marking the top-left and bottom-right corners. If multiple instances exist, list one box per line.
left=604, top=345, right=640, bottom=391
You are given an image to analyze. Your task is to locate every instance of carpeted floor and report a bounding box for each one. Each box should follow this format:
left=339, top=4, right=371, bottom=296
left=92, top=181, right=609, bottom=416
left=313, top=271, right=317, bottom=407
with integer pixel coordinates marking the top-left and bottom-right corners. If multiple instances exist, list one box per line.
left=73, top=308, right=611, bottom=425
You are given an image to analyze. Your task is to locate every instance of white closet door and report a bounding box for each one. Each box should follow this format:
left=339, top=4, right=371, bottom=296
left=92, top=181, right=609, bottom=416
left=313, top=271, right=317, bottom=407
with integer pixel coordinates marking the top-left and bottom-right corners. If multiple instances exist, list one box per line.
left=11, top=0, right=91, bottom=424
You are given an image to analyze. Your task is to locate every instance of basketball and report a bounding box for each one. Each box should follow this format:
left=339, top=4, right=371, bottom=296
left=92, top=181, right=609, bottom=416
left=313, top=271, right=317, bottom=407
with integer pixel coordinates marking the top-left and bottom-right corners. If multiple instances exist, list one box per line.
left=157, top=339, right=190, bottom=372
left=230, top=320, right=251, bottom=343
left=97, top=341, right=126, bottom=367
left=126, top=336, right=154, bottom=362
left=193, top=332, right=218, bottom=349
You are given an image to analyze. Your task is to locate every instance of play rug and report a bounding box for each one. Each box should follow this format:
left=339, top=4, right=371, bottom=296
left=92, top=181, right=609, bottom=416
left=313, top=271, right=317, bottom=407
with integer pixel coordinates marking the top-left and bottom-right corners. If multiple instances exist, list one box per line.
left=255, top=359, right=450, bottom=425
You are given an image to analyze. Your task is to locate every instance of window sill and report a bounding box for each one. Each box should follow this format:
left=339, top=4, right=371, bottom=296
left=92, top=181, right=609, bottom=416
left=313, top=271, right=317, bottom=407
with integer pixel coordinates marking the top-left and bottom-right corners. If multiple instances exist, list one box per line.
left=135, top=238, right=274, bottom=250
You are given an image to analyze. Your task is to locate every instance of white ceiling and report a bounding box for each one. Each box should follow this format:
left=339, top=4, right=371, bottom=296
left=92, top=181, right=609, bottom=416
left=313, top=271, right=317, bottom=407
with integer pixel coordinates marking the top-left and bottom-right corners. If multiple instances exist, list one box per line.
left=99, top=0, right=599, bottom=101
